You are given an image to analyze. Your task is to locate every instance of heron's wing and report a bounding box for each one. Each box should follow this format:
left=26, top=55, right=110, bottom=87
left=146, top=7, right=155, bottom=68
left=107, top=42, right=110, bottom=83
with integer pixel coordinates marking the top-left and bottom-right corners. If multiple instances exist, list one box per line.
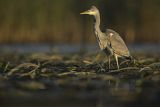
left=106, top=30, right=130, bottom=57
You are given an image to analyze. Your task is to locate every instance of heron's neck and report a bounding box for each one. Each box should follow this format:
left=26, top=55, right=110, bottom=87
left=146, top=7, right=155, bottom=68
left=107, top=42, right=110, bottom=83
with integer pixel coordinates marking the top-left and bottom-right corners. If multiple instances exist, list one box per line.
left=93, top=13, right=107, bottom=50
left=94, top=13, right=101, bottom=32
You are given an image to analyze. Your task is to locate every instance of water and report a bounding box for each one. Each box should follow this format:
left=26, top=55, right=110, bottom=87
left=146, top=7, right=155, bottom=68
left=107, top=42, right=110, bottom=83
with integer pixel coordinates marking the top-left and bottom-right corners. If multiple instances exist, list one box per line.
left=0, top=43, right=160, bottom=54
left=0, top=43, right=160, bottom=107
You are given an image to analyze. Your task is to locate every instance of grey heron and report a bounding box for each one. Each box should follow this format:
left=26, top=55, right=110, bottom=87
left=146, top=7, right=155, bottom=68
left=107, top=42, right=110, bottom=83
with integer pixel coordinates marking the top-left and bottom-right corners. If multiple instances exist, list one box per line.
left=80, top=6, right=132, bottom=69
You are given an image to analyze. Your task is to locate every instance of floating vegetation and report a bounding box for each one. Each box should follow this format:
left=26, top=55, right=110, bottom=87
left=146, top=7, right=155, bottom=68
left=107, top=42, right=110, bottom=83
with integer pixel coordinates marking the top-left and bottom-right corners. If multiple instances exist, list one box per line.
left=0, top=52, right=160, bottom=107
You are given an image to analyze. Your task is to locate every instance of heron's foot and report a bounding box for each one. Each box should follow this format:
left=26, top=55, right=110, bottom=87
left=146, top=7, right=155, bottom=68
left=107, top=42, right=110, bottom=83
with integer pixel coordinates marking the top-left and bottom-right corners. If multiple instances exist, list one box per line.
left=97, top=62, right=106, bottom=73
left=97, top=68, right=106, bottom=73
left=100, top=68, right=106, bottom=72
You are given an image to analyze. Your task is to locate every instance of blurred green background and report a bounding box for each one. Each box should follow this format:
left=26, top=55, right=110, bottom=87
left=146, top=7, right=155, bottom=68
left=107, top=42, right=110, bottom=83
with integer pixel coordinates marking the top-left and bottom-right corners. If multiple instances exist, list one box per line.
left=0, top=0, right=160, bottom=44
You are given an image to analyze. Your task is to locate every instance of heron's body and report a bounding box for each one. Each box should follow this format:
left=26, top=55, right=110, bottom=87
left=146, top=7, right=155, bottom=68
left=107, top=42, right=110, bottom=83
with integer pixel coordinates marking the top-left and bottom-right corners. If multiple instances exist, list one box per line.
left=81, top=6, right=131, bottom=69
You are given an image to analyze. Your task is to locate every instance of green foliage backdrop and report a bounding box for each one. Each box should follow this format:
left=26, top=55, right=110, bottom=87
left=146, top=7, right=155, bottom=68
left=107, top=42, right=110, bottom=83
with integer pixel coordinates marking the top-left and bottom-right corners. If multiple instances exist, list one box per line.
left=0, top=0, right=160, bottom=44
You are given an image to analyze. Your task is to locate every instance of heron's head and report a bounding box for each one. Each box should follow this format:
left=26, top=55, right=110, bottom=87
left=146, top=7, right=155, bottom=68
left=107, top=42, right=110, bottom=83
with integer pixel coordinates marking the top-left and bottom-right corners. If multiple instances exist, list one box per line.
left=80, top=6, right=99, bottom=16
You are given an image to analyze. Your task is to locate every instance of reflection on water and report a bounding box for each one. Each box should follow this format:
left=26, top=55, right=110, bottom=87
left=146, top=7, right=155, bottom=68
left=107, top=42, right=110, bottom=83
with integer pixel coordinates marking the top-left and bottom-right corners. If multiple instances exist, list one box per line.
left=1, top=77, right=159, bottom=107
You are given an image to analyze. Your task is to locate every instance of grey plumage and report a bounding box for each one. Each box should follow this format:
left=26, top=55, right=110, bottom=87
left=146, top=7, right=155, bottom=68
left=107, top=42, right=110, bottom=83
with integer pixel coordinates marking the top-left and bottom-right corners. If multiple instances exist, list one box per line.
left=106, top=29, right=130, bottom=57
left=81, top=6, right=131, bottom=69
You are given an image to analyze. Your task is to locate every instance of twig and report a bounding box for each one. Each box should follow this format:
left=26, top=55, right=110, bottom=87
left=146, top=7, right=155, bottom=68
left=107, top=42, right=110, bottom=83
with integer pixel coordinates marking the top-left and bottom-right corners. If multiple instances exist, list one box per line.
left=107, top=67, right=140, bottom=74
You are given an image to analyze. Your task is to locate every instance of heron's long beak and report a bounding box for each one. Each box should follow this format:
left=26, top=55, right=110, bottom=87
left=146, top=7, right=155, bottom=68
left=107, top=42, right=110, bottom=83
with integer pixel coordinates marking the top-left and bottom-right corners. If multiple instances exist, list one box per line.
left=80, top=10, right=90, bottom=15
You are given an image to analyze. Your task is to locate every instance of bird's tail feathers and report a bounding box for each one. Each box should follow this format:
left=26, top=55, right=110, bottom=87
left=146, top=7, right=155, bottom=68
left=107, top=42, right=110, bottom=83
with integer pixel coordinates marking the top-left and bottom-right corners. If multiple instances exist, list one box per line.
left=125, top=55, right=134, bottom=61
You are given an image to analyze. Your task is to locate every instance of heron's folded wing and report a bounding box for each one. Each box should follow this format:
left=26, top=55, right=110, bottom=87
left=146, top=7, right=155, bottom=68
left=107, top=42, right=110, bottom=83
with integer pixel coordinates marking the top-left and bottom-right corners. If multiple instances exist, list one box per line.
left=109, top=32, right=130, bottom=57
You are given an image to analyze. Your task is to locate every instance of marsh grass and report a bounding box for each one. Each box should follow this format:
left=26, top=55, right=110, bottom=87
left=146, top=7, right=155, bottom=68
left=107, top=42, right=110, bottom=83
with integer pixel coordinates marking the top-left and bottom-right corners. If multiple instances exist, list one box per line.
left=0, top=52, right=160, bottom=107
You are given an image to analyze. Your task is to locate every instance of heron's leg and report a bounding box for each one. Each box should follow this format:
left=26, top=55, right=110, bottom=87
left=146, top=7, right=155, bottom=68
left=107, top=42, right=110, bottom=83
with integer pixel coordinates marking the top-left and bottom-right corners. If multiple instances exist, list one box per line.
left=114, top=54, right=119, bottom=69
left=108, top=56, right=110, bottom=70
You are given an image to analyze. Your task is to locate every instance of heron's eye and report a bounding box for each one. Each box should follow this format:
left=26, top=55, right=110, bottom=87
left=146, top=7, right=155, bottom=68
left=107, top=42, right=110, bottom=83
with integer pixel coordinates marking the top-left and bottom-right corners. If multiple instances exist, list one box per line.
left=90, top=10, right=93, bottom=12
left=110, top=33, right=114, bottom=36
